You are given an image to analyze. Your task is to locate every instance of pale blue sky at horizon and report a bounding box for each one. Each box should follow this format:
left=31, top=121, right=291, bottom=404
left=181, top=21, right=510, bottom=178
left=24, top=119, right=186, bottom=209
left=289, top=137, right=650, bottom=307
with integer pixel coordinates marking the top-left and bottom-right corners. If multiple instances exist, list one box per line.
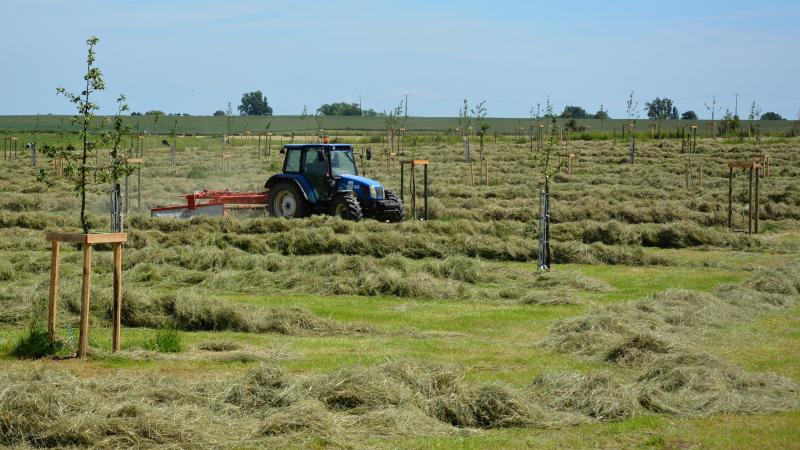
left=2, top=0, right=799, bottom=119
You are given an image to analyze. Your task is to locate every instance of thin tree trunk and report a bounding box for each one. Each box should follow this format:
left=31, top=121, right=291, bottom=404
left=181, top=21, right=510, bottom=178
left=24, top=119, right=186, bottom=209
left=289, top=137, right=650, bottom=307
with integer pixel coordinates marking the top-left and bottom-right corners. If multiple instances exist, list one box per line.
left=80, top=65, right=90, bottom=234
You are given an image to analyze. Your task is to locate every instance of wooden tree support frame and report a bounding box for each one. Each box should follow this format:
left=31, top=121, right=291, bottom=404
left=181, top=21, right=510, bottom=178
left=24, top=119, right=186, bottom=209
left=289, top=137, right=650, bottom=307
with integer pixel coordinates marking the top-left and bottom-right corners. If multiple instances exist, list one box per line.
left=125, top=158, right=144, bottom=213
left=727, top=162, right=761, bottom=234
left=217, top=154, right=231, bottom=174
left=685, top=159, right=704, bottom=189
left=400, top=159, right=430, bottom=220
left=258, top=133, right=273, bottom=157
left=751, top=154, right=770, bottom=177
left=3, top=137, right=18, bottom=160
left=558, top=153, right=576, bottom=176
left=53, top=156, right=65, bottom=177
left=47, top=232, right=127, bottom=358
left=131, top=135, right=144, bottom=158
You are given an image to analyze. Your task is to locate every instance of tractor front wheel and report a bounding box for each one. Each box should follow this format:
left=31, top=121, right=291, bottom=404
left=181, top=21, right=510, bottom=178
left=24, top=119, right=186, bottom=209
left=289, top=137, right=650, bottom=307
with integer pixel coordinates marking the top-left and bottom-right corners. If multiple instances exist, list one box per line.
left=383, top=190, right=405, bottom=222
left=331, top=193, right=363, bottom=221
left=268, top=182, right=310, bottom=218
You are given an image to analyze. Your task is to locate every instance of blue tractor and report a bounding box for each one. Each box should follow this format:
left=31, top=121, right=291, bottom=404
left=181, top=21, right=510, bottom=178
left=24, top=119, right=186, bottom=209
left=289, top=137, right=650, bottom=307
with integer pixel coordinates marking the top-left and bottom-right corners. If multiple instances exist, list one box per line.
left=264, top=144, right=405, bottom=222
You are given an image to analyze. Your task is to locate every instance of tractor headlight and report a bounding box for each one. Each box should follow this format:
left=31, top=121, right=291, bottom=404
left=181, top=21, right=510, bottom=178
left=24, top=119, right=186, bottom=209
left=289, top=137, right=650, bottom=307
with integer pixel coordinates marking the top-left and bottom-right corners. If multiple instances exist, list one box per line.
left=369, top=186, right=377, bottom=199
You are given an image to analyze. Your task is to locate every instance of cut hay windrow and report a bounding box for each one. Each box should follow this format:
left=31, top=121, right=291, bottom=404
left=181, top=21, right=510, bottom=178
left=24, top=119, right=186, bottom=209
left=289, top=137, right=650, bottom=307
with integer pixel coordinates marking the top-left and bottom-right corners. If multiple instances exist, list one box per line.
left=538, top=264, right=800, bottom=417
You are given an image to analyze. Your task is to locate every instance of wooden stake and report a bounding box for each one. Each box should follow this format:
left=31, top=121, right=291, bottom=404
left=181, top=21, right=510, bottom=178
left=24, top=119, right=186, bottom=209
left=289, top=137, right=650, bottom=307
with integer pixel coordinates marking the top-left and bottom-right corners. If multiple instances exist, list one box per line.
left=727, top=167, right=733, bottom=229
left=112, top=242, right=122, bottom=352
left=78, top=244, right=93, bottom=358
left=755, top=167, right=760, bottom=234
left=470, top=161, right=474, bottom=186
left=47, top=241, right=60, bottom=342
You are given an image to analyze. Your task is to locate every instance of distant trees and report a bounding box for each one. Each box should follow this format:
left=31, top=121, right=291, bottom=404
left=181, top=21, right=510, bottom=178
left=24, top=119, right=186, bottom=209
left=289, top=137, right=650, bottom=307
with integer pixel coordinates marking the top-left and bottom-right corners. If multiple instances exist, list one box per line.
left=760, top=112, right=784, bottom=120
left=130, top=111, right=142, bottom=116
left=593, top=106, right=609, bottom=120
left=145, top=110, right=165, bottom=115
left=213, top=110, right=225, bottom=116
left=317, top=102, right=377, bottom=116
left=238, top=90, right=273, bottom=116
left=644, top=98, right=678, bottom=120
left=681, top=111, right=698, bottom=120
left=560, top=105, right=589, bottom=119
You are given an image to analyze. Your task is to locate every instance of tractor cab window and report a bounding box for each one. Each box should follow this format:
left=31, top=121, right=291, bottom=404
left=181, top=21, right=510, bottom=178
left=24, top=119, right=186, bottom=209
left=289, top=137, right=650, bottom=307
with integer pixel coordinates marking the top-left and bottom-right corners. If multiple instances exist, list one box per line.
left=330, top=150, right=357, bottom=177
left=303, top=150, right=328, bottom=176
left=284, top=149, right=301, bottom=173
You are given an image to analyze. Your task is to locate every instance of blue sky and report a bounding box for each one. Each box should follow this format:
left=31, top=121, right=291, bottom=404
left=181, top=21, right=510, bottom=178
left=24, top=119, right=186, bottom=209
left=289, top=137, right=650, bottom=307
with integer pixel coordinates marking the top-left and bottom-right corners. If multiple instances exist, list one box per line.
left=2, top=0, right=799, bottom=118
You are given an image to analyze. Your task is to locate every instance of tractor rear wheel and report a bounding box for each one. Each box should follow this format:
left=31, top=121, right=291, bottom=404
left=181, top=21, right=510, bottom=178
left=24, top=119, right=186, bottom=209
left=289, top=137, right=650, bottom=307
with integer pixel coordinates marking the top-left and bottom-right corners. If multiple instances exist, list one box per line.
left=383, top=190, right=405, bottom=222
left=268, top=182, right=310, bottom=218
left=331, top=192, right=362, bottom=221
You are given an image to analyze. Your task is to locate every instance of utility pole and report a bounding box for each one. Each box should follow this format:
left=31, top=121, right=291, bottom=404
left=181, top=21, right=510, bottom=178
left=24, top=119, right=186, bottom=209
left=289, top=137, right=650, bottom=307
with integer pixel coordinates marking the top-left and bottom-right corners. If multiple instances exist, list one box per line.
left=404, top=94, right=408, bottom=118
left=735, top=93, right=739, bottom=118
left=358, top=95, right=363, bottom=116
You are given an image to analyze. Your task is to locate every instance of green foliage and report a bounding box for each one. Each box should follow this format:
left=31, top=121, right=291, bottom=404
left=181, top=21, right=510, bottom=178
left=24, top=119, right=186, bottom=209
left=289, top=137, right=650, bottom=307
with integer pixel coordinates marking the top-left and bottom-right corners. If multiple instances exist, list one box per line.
left=10, top=325, right=63, bottom=359
left=644, top=97, right=678, bottom=120
left=144, top=327, right=183, bottom=353
left=560, top=105, right=589, bottom=119
left=238, top=90, right=273, bottom=116
left=317, top=102, right=363, bottom=116
left=761, top=112, right=784, bottom=120
left=681, top=111, right=698, bottom=120
left=213, top=110, right=225, bottom=116
left=144, top=110, right=165, bottom=115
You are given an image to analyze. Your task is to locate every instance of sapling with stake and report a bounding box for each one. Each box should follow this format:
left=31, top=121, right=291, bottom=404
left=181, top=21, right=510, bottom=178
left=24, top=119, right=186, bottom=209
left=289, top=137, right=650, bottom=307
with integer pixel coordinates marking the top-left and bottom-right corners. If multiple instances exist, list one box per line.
left=301, top=105, right=310, bottom=143
left=748, top=102, right=762, bottom=142
left=536, top=100, right=567, bottom=270
left=471, top=100, right=489, bottom=162
left=704, top=96, right=722, bottom=137
left=626, top=91, right=638, bottom=163
left=45, top=36, right=134, bottom=233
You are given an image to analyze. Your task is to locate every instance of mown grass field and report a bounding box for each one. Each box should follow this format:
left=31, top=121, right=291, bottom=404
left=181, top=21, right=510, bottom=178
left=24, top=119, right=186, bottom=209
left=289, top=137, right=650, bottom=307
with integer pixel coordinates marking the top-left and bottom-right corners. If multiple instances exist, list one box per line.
left=0, top=131, right=798, bottom=448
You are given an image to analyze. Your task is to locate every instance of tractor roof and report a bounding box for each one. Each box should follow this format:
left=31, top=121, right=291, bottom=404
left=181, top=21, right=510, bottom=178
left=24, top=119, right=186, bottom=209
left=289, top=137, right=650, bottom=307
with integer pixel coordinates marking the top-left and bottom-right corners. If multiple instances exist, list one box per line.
left=283, top=144, right=353, bottom=150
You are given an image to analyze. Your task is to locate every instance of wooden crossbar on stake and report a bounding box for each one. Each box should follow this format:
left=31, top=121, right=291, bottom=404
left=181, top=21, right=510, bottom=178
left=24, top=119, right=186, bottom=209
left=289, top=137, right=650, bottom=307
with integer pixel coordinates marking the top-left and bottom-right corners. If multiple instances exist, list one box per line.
left=400, top=159, right=430, bottom=220
left=3, top=137, right=18, bottom=160
left=727, top=161, right=761, bottom=234
left=46, top=232, right=128, bottom=358
left=751, top=154, right=770, bottom=177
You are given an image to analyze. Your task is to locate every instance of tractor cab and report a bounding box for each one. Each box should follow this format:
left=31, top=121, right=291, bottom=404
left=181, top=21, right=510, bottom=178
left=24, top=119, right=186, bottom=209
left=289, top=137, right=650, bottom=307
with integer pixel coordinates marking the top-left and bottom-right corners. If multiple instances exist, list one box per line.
left=265, top=144, right=404, bottom=222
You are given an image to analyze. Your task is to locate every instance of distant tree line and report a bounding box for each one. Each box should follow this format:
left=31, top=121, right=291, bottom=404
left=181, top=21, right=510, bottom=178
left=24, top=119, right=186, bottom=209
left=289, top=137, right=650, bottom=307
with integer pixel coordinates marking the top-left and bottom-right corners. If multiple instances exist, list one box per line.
left=317, top=102, right=378, bottom=116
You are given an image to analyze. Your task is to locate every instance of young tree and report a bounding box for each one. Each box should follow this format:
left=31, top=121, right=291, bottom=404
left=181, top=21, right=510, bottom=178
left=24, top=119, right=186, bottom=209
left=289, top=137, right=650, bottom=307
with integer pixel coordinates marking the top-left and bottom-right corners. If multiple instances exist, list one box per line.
left=48, top=37, right=133, bottom=233
left=238, top=90, right=273, bottom=116
left=471, top=100, right=489, bottom=161
left=595, top=105, right=609, bottom=130
left=704, top=96, right=722, bottom=137
left=55, top=36, right=104, bottom=233
left=626, top=92, right=639, bottom=163
left=748, top=102, right=762, bottom=140
left=300, top=105, right=311, bottom=142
